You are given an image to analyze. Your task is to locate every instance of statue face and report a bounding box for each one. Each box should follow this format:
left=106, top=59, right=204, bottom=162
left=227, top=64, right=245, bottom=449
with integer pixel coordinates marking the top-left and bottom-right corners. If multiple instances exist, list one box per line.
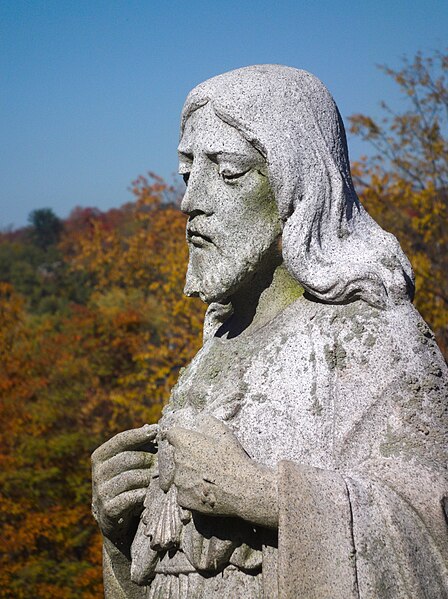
left=178, top=103, right=282, bottom=304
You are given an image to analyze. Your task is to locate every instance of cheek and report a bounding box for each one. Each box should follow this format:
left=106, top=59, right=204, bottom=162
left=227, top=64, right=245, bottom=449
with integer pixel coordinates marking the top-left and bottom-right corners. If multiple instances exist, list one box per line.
left=221, top=211, right=280, bottom=264
left=234, top=185, right=281, bottom=243
left=224, top=174, right=279, bottom=223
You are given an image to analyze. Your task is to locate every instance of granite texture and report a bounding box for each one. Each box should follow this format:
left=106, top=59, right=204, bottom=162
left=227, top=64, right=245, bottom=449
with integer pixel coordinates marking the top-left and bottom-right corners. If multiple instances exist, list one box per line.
left=92, top=65, right=448, bottom=598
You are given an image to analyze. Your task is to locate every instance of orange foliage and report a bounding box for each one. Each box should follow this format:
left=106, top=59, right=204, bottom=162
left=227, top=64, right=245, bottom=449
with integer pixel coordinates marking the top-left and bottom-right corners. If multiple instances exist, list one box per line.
left=349, top=50, right=448, bottom=356
left=1, top=50, right=446, bottom=595
left=0, top=177, right=203, bottom=597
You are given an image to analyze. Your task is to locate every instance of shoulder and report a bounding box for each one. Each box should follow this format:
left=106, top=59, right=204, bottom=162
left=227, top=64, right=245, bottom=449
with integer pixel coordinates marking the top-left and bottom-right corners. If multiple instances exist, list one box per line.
left=289, top=298, right=445, bottom=372
left=276, top=297, right=447, bottom=409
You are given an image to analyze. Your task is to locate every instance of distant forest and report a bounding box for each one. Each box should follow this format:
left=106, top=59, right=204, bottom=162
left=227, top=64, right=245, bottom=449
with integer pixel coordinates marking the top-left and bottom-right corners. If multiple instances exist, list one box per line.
left=0, top=51, right=446, bottom=597
left=0, top=175, right=206, bottom=596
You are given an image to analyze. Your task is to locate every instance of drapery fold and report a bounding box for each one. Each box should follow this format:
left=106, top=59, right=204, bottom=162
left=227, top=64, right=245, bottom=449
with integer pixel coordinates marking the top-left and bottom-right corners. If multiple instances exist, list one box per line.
left=277, top=460, right=358, bottom=599
left=276, top=459, right=448, bottom=599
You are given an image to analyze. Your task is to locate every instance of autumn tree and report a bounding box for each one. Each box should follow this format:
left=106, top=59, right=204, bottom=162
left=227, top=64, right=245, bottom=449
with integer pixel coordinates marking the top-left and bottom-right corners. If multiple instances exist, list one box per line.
left=349, top=49, right=448, bottom=357
left=2, top=50, right=447, bottom=598
left=0, top=178, right=204, bottom=597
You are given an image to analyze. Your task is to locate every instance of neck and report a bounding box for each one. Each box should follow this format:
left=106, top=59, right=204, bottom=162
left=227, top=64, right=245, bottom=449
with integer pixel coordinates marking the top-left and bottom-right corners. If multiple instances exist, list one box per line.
left=218, top=262, right=304, bottom=339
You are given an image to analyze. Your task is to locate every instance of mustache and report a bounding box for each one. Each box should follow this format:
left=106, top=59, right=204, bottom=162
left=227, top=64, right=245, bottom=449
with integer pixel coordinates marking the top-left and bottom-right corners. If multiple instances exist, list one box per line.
left=186, top=219, right=215, bottom=247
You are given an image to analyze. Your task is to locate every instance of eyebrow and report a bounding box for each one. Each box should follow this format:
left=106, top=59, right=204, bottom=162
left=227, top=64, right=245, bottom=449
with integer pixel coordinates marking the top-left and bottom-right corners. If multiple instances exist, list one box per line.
left=177, top=149, right=193, bottom=160
left=177, top=150, right=258, bottom=161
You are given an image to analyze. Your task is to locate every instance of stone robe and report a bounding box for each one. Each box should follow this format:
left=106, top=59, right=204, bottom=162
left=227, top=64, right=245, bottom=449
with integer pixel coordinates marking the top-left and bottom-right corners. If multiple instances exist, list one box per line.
left=127, top=295, right=448, bottom=598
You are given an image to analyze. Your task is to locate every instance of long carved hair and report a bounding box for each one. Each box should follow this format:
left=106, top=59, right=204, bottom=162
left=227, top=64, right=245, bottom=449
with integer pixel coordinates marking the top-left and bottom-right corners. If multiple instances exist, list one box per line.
left=181, top=65, right=414, bottom=309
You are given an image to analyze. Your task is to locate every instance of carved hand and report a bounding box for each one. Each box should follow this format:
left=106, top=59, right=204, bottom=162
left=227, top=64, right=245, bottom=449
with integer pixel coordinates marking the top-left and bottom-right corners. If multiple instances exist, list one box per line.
left=91, top=424, right=158, bottom=547
left=166, top=415, right=278, bottom=528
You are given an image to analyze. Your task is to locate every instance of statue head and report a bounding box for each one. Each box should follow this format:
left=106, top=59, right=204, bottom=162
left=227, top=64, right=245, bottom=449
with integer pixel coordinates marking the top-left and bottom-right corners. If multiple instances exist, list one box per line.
left=180, top=64, right=415, bottom=309
left=178, top=102, right=282, bottom=304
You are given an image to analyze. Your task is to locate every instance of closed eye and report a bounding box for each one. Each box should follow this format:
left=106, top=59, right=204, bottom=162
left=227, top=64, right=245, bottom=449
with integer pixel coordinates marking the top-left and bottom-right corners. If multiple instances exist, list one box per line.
left=221, top=168, right=250, bottom=183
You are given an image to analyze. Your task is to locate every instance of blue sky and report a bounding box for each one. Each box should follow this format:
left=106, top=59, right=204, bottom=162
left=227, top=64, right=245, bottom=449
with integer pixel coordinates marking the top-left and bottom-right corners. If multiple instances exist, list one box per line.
left=1, top=0, right=447, bottom=228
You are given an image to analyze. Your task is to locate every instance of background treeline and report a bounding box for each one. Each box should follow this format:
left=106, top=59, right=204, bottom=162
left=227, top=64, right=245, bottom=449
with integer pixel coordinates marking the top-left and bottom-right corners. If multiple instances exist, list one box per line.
left=0, top=51, right=446, bottom=598
left=0, top=177, right=205, bottom=598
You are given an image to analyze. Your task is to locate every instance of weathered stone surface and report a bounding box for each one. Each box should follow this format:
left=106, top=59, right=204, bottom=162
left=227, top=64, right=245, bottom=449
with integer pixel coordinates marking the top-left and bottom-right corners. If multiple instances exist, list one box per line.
left=92, top=65, right=448, bottom=598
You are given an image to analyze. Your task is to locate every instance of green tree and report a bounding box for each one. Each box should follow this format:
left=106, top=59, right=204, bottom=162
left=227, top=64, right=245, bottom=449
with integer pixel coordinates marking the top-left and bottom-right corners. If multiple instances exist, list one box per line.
left=28, top=208, right=63, bottom=250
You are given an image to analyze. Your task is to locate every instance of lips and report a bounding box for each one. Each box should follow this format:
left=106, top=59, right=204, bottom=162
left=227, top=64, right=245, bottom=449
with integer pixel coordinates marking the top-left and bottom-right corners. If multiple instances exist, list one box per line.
left=186, top=227, right=214, bottom=247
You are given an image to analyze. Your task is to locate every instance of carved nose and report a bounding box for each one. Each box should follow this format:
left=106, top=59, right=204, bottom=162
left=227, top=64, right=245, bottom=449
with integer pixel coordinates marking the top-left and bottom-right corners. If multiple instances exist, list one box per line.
left=180, top=179, right=213, bottom=216
left=180, top=188, right=194, bottom=215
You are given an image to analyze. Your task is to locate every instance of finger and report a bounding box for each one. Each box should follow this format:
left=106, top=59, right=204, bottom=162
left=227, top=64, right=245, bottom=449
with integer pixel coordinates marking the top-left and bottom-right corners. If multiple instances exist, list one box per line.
left=101, top=469, right=151, bottom=499
left=167, top=427, right=223, bottom=469
left=176, top=487, right=214, bottom=515
left=176, top=487, right=197, bottom=511
left=197, top=414, right=247, bottom=453
left=196, top=414, right=231, bottom=439
left=92, top=424, right=158, bottom=463
left=99, top=451, right=154, bottom=479
left=166, top=426, right=208, bottom=450
left=172, top=462, right=200, bottom=488
left=105, top=488, right=147, bottom=519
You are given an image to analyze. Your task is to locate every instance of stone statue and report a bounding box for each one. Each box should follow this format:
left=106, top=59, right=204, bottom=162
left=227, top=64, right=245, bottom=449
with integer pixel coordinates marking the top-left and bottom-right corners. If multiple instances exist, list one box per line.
left=91, top=65, right=448, bottom=598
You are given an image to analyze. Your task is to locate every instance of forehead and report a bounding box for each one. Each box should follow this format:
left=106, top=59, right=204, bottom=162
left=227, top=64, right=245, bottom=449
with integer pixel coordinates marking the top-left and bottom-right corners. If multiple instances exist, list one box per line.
left=178, top=103, right=255, bottom=156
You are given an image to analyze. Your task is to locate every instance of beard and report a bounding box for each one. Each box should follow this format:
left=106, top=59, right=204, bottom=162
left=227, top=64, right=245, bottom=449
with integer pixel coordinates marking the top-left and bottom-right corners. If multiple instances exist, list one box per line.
left=184, top=235, right=279, bottom=304
left=184, top=242, right=266, bottom=304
